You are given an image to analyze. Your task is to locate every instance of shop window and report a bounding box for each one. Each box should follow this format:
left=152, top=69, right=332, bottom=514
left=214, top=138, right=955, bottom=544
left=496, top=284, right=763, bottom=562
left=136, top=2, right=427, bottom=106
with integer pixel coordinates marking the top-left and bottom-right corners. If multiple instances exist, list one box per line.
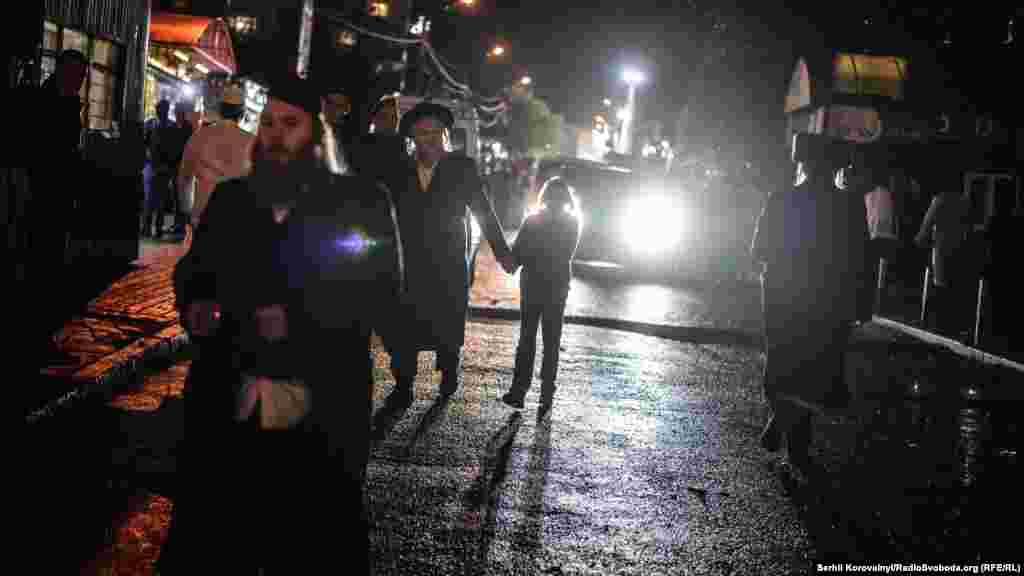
left=40, top=22, right=124, bottom=130
left=367, top=1, right=390, bottom=18
left=87, top=69, right=113, bottom=129
left=143, top=71, right=160, bottom=121
left=833, top=53, right=907, bottom=101
left=88, top=38, right=123, bottom=130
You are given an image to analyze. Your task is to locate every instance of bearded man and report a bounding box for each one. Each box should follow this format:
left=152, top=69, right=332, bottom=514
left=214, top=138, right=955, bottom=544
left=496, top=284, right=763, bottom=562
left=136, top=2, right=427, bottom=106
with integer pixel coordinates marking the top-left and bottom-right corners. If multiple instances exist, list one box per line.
left=159, top=72, right=403, bottom=575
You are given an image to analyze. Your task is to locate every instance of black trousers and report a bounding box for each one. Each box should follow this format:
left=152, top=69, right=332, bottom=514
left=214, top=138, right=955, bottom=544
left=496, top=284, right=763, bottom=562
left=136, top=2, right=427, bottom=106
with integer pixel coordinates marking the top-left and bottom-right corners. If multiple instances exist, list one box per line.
left=159, top=351, right=370, bottom=574
left=390, top=345, right=461, bottom=389
left=512, top=282, right=568, bottom=393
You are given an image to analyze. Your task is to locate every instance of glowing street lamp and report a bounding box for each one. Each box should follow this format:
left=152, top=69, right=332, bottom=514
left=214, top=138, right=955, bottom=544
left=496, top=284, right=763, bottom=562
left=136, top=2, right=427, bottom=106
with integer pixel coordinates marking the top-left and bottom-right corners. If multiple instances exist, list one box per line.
left=622, top=68, right=646, bottom=86
left=519, top=75, right=532, bottom=86
left=489, top=44, right=505, bottom=57
left=618, top=68, right=646, bottom=154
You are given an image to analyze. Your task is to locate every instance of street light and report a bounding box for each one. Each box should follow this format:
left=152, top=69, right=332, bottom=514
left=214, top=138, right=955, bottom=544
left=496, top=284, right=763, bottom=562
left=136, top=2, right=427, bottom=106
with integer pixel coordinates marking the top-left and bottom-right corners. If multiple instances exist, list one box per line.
left=489, top=45, right=505, bottom=57
left=519, top=75, right=532, bottom=86
left=622, top=68, right=646, bottom=86
left=618, top=67, right=646, bottom=155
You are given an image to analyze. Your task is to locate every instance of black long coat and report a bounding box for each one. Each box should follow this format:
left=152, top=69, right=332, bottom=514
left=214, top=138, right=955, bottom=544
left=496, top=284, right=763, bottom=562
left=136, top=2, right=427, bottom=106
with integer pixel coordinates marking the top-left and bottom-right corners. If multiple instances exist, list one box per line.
left=374, top=151, right=511, bottom=351
left=752, top=170, right=868, bottom=413
left=173, top=171, right=403, bottom=470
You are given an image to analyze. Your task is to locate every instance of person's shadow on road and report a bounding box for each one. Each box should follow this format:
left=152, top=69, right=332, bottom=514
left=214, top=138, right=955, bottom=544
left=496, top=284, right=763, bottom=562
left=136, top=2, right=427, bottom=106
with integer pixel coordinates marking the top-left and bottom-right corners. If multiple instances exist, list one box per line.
left=370, top=390, right=414, bottom=445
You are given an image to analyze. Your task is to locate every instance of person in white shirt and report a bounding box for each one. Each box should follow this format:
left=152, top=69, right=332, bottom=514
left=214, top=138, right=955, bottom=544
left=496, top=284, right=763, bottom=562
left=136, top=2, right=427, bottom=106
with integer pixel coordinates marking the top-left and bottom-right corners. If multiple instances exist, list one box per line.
left=176, top=83, right=255, bottom=239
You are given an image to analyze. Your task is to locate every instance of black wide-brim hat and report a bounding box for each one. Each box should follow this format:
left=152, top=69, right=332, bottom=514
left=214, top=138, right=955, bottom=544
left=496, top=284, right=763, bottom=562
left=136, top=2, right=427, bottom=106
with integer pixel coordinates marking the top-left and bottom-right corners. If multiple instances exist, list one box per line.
left=255, top=70, right=323, bottom=117
left=399, top=101, right=455, bottom=137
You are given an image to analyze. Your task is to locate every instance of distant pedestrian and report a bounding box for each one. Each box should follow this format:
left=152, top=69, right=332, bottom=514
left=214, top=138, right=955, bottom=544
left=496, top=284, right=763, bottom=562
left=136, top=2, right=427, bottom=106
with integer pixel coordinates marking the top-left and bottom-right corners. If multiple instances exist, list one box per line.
left=176, top=82, right=255, bottom=244
left=501, top=177, right=581, bottom=411
left=145, top=100, right=190, bottom=238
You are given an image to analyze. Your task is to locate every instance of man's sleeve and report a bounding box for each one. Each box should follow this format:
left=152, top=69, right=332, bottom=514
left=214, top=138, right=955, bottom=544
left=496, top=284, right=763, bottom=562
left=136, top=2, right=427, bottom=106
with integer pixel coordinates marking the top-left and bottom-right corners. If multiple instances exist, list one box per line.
left=510, top=217, right=530, bottom=272
left=173, top=181, right=229, bottom=313
left=176, top=133, right=199, bottom=216
left=371, top=180, right=405, bottom=301
left=464, top=157, right=512, bottom=261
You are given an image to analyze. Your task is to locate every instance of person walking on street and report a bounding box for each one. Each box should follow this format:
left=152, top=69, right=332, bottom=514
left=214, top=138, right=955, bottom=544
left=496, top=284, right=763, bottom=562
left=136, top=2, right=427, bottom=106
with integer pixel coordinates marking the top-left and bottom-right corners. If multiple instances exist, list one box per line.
left=144, top=100, right=184, bottom=238
left=501, top=177, right=581, bottom=412
left=376, top=102, right=515, bottom=405
left=751, top=151, right=868, bottom=474
left=176, top=83, right=255, bottom=244
left=161, top=71, right=403, bottom=575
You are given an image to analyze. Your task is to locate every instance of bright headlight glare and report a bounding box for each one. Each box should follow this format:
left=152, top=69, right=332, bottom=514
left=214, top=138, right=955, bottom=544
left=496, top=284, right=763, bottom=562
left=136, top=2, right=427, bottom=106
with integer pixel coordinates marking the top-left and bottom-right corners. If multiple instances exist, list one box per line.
left=623, top=194, right=683, bottom=252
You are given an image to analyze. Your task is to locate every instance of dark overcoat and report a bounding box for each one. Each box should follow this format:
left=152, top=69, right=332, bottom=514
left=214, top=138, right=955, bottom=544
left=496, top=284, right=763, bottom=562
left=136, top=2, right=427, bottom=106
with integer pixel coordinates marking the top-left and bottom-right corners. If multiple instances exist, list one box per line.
left=752, top=169, right=868, bottom=413
left=173, top=171, right=403, bottom=469
left=372, top=150, right=510, bottom=351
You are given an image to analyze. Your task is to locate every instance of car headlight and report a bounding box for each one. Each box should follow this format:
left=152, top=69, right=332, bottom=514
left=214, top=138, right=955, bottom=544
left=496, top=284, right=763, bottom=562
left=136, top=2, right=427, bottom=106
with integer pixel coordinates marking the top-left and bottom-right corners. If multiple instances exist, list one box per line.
left=622, top=195, right=684, bottom=253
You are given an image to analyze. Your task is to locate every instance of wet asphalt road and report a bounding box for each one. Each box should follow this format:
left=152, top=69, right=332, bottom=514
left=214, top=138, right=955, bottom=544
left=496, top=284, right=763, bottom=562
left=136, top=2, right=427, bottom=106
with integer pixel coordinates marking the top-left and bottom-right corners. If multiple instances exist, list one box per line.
left=86, top=318, right=1021, bottom=574
left=477, top=256, right=763, bottom=333
left=366, top=322, right=808, bottom=575
left=68, top=245, right=1019, bottom=573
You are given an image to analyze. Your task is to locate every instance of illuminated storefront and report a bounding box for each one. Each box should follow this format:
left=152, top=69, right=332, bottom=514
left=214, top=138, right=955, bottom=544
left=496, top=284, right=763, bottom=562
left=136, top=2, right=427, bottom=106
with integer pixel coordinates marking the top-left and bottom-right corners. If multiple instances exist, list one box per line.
left=144, top=13, right=237, bottom=122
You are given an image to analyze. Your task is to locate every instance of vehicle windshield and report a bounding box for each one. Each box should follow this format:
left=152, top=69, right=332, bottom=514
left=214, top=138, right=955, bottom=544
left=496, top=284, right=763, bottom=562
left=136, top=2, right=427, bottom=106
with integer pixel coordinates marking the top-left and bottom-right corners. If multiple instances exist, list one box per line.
left=540, top=162, right=633, bottom=227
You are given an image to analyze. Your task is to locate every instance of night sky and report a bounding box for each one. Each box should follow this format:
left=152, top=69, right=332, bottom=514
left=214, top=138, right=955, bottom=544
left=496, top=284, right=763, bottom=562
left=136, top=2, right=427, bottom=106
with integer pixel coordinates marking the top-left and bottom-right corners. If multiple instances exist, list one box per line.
left=427, top=2, right=1015, bottom=173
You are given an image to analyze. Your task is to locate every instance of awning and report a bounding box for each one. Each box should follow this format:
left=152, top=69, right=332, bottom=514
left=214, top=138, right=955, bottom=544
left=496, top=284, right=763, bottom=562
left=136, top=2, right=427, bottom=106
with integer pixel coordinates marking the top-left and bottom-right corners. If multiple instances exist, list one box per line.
left=149, top=12, right=237, bottom=75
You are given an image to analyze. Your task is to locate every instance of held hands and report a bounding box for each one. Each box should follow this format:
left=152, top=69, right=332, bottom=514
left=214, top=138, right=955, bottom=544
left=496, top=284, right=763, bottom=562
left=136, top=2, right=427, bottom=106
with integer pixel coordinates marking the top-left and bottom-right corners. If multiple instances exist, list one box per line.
left=497, top=252, right=518, bottom=274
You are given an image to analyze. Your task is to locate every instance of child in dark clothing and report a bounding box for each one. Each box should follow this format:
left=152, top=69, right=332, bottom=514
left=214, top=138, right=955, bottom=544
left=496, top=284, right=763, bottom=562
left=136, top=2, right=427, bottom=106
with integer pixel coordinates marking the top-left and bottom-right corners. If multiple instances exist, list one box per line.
left=502, top=177, right=582, bottom=411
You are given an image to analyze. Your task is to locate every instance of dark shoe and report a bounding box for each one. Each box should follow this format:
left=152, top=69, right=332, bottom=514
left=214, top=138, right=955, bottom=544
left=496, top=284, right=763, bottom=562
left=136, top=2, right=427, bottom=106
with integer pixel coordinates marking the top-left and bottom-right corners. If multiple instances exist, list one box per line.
left=539, top=384, right=555, bottom=411
left=760, top=416, right=782, bottom=452
left=389, top=384, right=413, bottom=407
left=501, top=391, right=525, bottom=409
left=440, top=375, right=459, bottom=397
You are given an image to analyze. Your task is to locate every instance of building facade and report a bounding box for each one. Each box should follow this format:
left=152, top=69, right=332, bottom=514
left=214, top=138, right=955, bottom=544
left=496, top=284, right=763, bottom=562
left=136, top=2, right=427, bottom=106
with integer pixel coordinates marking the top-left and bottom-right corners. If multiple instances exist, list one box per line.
left=38, top=0, right=152, bottom=133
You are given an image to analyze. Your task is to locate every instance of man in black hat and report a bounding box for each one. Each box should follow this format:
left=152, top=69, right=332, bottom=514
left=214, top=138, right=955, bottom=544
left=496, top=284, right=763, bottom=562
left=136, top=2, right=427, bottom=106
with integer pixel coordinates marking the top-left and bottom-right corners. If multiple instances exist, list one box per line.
left=377, top=101, right=515, bottom=405
left=161, top=72, right=402, bottom=574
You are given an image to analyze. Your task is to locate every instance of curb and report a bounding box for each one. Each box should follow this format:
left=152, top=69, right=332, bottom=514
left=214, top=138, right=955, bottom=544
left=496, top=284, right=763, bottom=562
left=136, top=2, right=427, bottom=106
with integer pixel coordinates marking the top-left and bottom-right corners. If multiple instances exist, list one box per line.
left=25, top=326, right=189, bottom=426
left=872, top=315, right=1024, bottom=374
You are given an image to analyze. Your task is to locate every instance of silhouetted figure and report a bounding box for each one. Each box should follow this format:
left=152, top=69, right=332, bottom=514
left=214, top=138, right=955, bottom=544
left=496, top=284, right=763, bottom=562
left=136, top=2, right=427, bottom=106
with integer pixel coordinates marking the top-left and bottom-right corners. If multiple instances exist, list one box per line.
left=502, top=177, right=581, bottom=411
left=752, top=158, right=868, bottom=473
left=23, top=49, right=88, bottom=366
